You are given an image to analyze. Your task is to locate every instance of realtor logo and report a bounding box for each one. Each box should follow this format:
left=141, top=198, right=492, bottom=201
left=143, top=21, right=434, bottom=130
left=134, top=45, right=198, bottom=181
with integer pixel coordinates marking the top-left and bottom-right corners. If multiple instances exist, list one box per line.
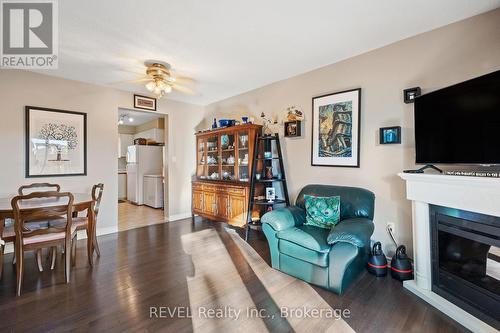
left=1, top=0, right=58, bottom=68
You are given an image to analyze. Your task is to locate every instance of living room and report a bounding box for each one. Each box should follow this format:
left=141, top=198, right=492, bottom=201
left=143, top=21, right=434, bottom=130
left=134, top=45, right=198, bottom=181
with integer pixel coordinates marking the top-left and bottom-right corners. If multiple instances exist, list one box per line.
left=0, top=1, right=499, bottom=332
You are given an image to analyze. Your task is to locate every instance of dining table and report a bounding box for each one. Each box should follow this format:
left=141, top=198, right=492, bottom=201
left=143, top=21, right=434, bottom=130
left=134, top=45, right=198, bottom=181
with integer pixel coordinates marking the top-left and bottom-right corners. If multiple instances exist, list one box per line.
left=0, top=193, right=96, bottom=266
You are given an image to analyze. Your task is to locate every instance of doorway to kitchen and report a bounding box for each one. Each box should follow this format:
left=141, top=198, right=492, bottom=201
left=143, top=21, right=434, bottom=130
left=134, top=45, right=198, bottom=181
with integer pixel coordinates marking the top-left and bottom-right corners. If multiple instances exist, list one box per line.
left=117, top=108, right=168, bottom=231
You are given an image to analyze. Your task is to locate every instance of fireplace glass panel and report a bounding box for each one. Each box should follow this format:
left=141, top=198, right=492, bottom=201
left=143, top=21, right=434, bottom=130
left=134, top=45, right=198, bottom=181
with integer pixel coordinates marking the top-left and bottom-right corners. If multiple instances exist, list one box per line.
left=438, top=231, right=500, bottom=297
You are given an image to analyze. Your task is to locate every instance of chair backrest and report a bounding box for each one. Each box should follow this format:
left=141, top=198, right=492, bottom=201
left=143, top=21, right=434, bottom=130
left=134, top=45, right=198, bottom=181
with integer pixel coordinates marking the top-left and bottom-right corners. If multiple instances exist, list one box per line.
left=11, top=191, right=74, bottom=241
left=18, top=183, right=61, bottom=195
left=295, top=184, right=375, bottom=220
left=92, top=183, right=104, bottom=217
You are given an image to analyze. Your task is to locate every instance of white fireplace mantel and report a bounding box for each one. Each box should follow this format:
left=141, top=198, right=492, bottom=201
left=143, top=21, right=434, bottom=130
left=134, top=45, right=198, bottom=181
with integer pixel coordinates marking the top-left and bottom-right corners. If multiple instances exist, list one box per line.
left=399, top=173, right=499, bottom=333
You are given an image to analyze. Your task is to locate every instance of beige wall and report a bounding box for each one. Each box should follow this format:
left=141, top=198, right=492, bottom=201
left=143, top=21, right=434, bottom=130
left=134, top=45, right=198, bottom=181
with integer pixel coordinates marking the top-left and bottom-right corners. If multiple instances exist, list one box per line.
left=159, top=98, right=205, bottom=218
left=0, top=70, right=203, bottom=232
left=205, top=9, right=500, bottom=256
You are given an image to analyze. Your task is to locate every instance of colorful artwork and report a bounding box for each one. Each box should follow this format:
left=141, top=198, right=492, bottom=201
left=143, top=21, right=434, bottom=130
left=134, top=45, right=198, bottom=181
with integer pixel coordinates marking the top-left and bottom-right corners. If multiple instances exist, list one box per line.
left=312, top=89, right=361, bottom=167
left=318, top=101, right=352, bottom=157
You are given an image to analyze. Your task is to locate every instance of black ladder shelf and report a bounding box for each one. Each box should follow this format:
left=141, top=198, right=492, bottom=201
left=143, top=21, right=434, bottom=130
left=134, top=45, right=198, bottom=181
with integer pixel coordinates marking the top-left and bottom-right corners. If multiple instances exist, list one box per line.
left=245, top=133, right=290, bottom=241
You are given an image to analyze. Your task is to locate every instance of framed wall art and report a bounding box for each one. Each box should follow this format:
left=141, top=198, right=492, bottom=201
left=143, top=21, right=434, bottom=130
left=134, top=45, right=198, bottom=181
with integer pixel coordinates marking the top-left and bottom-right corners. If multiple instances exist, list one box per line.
left=25, top=106, right=87, bottom=177
left=311, top=88, right=361, bottom=167
left=284, top=120, right=302, bottom=137
left=380, top=126, right=401, bottom=144
left=134, top=94, right=157, bottom=111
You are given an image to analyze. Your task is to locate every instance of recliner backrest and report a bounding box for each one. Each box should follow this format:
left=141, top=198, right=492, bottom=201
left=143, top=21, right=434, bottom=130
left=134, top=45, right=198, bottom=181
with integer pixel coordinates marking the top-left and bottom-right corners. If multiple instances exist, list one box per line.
left=295, top=184, right=375, bottom=220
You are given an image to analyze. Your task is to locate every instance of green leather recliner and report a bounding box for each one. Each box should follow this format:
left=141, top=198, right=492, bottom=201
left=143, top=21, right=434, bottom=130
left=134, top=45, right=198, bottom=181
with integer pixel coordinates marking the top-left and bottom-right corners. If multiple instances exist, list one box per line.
left=261, top=184, right=375, bottom=294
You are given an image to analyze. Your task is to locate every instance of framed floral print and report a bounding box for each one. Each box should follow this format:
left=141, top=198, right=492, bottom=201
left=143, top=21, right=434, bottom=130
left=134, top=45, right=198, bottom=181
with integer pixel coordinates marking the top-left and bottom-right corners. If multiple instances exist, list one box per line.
left=25, top=106, right=87, bottom=177
left=311, top=88, right=361, bottom=167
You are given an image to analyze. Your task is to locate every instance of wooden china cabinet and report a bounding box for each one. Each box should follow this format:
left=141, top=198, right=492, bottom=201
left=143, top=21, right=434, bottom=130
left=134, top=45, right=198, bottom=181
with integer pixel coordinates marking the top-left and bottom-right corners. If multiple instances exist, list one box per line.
left=192, top=124, right=262, bottom=227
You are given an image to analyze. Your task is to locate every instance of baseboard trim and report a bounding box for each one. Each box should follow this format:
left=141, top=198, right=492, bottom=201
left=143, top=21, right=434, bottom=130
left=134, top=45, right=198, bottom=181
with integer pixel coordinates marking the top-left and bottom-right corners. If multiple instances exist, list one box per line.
left=167, top=212, right=192, bottom=222
left=77, top=225, right=119, bottom=240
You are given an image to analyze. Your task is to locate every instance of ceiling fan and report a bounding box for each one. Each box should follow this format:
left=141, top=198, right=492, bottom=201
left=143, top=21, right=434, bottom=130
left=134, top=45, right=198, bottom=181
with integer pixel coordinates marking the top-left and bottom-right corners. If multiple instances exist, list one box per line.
left=115, top=60, right=194, bottom=98
left=144, top=61, right=176, bottom=97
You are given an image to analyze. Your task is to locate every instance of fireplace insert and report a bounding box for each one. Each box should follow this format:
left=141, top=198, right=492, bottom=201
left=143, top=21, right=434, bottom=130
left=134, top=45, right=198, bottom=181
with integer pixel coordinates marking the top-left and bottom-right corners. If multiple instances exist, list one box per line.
left=430, top=205, right=500, bottom=329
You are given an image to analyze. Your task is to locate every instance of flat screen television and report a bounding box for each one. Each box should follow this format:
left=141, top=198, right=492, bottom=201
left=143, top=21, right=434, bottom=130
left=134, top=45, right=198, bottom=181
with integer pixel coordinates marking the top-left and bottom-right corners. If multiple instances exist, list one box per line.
left=415, top=70, right=500, bottom=164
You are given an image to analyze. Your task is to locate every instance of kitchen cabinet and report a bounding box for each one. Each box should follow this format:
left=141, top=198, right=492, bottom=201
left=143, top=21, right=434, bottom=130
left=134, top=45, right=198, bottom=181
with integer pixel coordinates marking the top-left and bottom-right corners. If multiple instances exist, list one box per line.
left=134, top=128, right=164, bottom=143
left=118, top=172, right=127, bottom=199
left=118, top=134, right=134, bottom=157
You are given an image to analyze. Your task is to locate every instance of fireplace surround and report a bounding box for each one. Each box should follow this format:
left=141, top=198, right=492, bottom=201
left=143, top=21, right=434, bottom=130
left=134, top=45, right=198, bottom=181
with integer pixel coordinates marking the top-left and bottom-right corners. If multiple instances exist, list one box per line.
left=399, top=173, right=500, bottom=332
left=430, top=205, right=500, bottom=329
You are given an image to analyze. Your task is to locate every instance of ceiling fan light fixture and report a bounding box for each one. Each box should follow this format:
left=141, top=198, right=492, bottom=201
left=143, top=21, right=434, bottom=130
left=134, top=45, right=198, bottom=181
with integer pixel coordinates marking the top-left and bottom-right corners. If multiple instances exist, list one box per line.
left=156, top=80, right=167, bottom=90
left=145, top=81, right=156, bottom=92
left=144, top=61, right=176, bottom=98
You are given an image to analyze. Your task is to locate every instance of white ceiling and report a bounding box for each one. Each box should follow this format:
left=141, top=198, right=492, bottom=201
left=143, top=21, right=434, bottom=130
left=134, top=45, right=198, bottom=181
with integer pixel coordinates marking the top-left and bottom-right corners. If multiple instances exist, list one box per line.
left=39, top=0, right=500, bottom=105
left=118, top=108, right=162, bottom=126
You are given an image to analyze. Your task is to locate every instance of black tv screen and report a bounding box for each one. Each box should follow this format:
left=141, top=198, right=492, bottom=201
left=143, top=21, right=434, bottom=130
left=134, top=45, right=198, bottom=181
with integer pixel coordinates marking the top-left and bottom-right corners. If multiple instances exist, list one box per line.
left=415, top=70, right=500, bottom=164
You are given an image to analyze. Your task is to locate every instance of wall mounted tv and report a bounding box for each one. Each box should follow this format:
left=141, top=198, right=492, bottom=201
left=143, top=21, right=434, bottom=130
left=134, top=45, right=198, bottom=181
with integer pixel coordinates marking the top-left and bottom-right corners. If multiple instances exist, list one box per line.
left=415, top=69, right=500, bottom=164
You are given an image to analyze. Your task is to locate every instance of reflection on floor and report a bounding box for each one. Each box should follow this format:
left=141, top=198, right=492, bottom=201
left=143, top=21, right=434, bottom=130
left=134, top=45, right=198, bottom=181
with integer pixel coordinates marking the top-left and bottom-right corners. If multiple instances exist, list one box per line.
left=118, top=201, right=165, bottom=231
left=182, top=228, right=354, bottom=332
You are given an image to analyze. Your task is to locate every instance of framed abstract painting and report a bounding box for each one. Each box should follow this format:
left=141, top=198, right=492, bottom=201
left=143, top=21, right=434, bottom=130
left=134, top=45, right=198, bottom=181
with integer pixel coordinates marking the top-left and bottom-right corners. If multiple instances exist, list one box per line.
left=25, top=106, right=87, bottom=177
left=311, top=88, right=361, bottom=167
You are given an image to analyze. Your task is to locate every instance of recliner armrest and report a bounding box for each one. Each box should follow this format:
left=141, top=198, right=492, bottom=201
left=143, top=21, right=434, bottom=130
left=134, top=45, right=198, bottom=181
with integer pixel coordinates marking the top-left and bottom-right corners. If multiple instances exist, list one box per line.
left=261, top=206, right=306, bottom=231
left=327, top=217, right=374, bottom=248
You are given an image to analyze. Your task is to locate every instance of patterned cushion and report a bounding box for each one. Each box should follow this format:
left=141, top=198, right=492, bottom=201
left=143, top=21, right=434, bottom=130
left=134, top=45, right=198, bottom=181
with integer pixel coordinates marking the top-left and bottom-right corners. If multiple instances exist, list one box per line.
left=303, top=195, right=340, bottom=229
left=2, top=223, right=77, bottom=244
left=49, top=217, right=88, bottom=230
left=2, top=222, right=49, bottom=242
left=23, top=232, right=66, bottom=245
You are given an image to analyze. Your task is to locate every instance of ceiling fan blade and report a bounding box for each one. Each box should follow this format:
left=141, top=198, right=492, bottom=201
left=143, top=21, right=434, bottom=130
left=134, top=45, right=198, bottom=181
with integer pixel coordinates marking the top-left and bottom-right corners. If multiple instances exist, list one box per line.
left=174, top=76, right=195, bottom=84
left=172, top=84, right=195, bottom=95
left=109, top=77, right=151, bottom=85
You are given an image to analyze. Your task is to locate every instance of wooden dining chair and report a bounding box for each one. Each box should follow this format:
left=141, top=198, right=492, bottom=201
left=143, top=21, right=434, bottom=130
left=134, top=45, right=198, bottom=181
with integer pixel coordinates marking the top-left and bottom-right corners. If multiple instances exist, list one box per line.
left=18, top=183, right=61, bottom=195
left=10, top=183, right=62, bottom=271
left=11, top=191, right=77, bottom=296
left=50, top=183, right=104, bottom=263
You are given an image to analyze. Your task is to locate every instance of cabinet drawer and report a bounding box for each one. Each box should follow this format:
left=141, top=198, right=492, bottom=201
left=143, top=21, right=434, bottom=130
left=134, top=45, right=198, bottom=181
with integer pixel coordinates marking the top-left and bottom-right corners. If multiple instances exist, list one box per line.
left=192, top=182, right=203, bottom=191
left=202, top=184, right=218, bottom=192
left=227, top=187, right=245, bottom=196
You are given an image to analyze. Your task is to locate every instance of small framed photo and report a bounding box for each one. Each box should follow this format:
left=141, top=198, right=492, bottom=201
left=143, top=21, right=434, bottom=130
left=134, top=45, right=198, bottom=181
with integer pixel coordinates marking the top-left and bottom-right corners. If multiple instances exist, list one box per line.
left=265, top=187, right=276, bottom=202
left=284, top=120, right=301, bottom=137
left=380, top=126, right=401, bottom=144
left=403, top=87, right=421, bottom=104
left=134, top=94, right=157, bottom=111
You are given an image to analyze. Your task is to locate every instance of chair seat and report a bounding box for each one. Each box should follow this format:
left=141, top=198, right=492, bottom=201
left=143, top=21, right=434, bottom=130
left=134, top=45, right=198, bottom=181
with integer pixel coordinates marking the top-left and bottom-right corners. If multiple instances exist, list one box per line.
left=3, top=224, right=76, bottom=245
left=2, top=222, right=51, bottom=243
left=49, top=217, right=88, bottom=230
left=276, top=225, right=331, bottom=253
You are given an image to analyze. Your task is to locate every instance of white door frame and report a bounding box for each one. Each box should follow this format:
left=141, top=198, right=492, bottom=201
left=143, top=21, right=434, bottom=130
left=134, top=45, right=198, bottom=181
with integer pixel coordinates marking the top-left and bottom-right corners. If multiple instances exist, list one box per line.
left=117, top=107, right=169, bottom=221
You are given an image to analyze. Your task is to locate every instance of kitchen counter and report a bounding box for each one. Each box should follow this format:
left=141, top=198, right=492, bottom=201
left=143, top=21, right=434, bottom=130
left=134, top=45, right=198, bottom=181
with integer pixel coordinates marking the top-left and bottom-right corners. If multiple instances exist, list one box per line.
left=118, top=170, right=127, bottom=174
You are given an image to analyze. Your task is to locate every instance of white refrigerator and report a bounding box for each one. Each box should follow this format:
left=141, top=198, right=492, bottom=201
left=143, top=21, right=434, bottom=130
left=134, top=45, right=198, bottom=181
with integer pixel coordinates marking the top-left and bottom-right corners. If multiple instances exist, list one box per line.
left=126, top=145, right=163, bottom=205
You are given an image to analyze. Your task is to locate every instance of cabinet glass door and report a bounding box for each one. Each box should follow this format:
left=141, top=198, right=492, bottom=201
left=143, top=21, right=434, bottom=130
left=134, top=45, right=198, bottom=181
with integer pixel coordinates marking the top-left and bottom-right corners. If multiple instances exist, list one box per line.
left=237, top=131, right=250, bottom=182
left=206, top=135, right=220, bottom=180
left=220, top=133, right=236, bottom=180
left=197, top=137, right=207, bottom=179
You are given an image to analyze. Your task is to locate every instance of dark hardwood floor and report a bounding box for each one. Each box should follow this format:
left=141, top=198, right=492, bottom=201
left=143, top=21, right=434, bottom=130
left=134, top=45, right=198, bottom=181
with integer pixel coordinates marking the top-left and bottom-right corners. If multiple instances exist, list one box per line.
left=0, top=218, right=467, bottom=332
